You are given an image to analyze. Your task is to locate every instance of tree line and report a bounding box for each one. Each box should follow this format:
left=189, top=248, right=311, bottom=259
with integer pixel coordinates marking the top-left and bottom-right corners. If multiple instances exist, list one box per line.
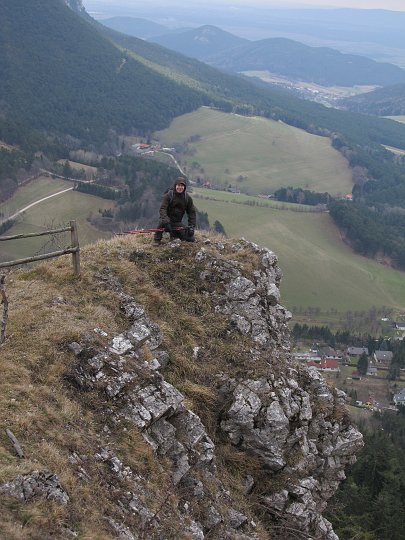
left=291, top=322, right=388, bottom=353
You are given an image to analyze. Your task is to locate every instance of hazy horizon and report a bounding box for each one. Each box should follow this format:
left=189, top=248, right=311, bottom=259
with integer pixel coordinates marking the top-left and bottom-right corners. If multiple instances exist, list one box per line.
left=82, top=0, right=405, bottom=12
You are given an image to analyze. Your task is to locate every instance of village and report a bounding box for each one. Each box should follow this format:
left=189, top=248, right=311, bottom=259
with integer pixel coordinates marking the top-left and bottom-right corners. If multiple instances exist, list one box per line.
left=293, top=333, right=405, bottom=413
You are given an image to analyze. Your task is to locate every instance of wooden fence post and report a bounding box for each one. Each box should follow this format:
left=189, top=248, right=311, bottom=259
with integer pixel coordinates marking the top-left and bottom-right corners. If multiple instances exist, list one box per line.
left=70, top=220, right=81, bottom=278
left=1, top=275, right=8, bottom=345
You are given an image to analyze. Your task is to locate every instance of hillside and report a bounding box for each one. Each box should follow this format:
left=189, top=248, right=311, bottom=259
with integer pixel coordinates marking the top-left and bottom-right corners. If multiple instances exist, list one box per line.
left=0, top=0, right=212, bottom=146
left=3, top=0, right=405, bottom=156
left=155, top=107, right=353, bottom=195
left=100, top=16, right=169, bottom=39
left=339, top=83, right=405, bottom=116
left=153, top=29, right=405, bottom=87
left=0, top=233, right=363, bottom=539
left=150, top=25, right=248, bottom=60
left=99, top=23, right=405, bottom=153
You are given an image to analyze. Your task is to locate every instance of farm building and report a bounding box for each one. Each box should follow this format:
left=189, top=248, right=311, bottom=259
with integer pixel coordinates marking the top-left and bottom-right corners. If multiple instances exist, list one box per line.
left=347, top=347, right=369, bottom=357
left=373, top=350, right=393, bottom=365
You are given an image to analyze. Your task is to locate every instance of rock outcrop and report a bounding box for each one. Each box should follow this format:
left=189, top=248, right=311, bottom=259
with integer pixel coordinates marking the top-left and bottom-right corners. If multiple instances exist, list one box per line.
left=69, top=239, right=362, bottom=538
left=1, top=237, right=363, bottom=539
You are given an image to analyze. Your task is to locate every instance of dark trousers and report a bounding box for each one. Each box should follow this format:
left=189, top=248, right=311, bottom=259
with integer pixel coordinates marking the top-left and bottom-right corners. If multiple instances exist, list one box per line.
left=154, top=222, right=195, bottom=242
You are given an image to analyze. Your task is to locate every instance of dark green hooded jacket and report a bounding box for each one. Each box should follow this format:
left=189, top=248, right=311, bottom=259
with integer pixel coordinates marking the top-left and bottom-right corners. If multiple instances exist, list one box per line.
left=159, top=182, right=196, bottom=226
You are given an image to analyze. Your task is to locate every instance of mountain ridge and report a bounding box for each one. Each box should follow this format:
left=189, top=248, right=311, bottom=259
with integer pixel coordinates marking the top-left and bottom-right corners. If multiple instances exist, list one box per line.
left=150, top=25, right=405, bottom=87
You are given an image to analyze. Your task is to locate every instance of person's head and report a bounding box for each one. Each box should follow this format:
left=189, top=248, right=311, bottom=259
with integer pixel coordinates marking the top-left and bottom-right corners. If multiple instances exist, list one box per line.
left=175, top=177, right=186, bottom=193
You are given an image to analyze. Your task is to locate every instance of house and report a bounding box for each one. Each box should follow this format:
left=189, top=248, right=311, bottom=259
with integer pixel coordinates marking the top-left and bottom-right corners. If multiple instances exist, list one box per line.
left=318, top=346, right=342, bottom=360
left=367, top=362, right=378, bottom=376
left=307, top=359, right=339, bottom=372
left=293, top=352, right=322, bottom=362
left=393, top=388, right=405, bottom=406
left=373, top=350, right=393, bottom=365
left=347, top=347, right=369, bottom=357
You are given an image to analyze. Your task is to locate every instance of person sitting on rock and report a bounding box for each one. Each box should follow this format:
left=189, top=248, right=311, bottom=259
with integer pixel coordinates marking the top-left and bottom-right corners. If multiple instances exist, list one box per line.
left=154, top=177, right=196, bottom=245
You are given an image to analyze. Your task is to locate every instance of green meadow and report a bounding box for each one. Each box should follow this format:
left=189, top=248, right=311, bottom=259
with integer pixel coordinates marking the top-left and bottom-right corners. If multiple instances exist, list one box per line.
left=155, top=107, right=353, bottom=196
left=192, top=189, right=405, bottom=314
left=0, top=184, right=114, bottom=262
left=0, top=176, right=72, bottom=217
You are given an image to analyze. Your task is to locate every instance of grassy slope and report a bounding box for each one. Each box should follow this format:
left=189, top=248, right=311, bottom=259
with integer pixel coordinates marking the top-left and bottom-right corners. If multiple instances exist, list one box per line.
left=0, top=183, right=114, bottom=262
left=155, top=108, right=353, bottom=196
left=0, top=176, right=72, bottom=216
left=192, top=193, right=405, bottom=313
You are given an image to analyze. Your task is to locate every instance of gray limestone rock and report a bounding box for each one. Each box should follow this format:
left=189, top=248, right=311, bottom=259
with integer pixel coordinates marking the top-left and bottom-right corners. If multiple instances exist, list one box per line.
left=63, top=241, right=363, bottom=540
left=0, top=470, right=69, bottom=505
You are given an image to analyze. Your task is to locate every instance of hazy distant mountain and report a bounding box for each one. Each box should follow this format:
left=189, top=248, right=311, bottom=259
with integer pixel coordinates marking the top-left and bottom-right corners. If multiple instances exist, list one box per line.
left=83, top=4, right=405, bottom=67
left=100, top=17, right=169, bottom=40
left=339, top=84, right=405, bottom=116
left=150, top=25, right=248, bottom=61
left=207, top=36, right=405, bottom=87
left=147, top=23, right=405, bottom=87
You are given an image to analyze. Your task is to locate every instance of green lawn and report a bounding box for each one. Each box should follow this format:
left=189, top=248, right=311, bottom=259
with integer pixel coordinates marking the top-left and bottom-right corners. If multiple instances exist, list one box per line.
left=155, top=107, right=353, bottom=196
left=194, top=195, right=405, bottom=314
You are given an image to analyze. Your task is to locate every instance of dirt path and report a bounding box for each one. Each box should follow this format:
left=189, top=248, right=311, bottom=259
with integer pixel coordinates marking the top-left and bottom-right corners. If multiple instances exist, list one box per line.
left=4, top=187, right=74, bottom=223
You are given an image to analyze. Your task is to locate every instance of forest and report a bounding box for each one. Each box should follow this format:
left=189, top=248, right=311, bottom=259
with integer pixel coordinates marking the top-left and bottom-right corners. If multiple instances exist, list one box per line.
left=327, top=408, right=405, bottom=540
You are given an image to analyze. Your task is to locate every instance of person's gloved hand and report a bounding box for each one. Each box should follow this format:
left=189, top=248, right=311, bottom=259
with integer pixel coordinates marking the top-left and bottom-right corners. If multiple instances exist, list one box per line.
left=188, top=226, right=194, bottom=235
left=164, top=222, right=173, bottom=233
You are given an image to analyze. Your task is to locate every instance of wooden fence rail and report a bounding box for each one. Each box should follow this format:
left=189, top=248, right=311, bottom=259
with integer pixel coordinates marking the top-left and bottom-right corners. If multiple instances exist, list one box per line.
left=0, top=220, right=80, bottom=277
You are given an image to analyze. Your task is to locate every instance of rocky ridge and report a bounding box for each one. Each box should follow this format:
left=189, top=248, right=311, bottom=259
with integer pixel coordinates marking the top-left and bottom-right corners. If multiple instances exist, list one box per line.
left=0, top=237, right=363, bottom=539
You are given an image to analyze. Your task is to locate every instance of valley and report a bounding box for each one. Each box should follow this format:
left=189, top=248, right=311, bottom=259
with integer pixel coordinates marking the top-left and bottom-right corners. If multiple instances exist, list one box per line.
left=241, top=70, right=377, bottom=107
left=2, top=100, right=405, bottom=325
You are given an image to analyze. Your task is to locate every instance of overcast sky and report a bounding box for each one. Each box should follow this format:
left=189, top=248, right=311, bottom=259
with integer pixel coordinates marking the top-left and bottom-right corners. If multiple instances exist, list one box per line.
left=250, top=0, right=405, bottom=8
left=83, top=0, right=405, bottom=11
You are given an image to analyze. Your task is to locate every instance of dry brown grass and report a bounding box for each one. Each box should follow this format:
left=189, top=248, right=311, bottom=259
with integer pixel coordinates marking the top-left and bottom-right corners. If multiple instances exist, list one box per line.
left=0, top=233, right=282, bottom=537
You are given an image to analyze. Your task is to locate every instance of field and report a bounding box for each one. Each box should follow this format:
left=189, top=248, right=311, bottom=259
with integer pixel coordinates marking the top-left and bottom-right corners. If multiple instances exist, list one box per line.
left=192, top=188, right=405, bottom=315
left=155, top=107, right=353, bottom=196
left=57, top=159, right=98, bottom=175
left=0, top=176, right=72, bottom=218
left=0, top=177, right=114, bottom=262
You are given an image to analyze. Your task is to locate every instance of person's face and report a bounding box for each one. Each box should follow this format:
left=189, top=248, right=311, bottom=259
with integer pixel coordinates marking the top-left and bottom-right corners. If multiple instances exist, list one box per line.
left=175, top=183, right=185, bottom=193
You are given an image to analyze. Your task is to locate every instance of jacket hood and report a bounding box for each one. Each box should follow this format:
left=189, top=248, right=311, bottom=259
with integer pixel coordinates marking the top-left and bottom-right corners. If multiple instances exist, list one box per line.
left=173, top=177, right=187, bottom=190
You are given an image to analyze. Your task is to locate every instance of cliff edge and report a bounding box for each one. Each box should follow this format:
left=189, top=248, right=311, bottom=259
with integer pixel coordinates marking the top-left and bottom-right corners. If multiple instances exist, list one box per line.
left=0, top=234, right=363, bottom=539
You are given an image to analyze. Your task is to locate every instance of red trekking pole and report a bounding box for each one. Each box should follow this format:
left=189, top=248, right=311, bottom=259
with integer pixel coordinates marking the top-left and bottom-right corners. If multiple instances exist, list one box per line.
left=117, top=227, right=187, bottom=235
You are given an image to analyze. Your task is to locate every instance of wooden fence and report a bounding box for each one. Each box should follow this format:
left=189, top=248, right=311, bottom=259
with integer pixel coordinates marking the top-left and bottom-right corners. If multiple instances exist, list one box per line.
left=0, top=220, right=80, bottom=277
